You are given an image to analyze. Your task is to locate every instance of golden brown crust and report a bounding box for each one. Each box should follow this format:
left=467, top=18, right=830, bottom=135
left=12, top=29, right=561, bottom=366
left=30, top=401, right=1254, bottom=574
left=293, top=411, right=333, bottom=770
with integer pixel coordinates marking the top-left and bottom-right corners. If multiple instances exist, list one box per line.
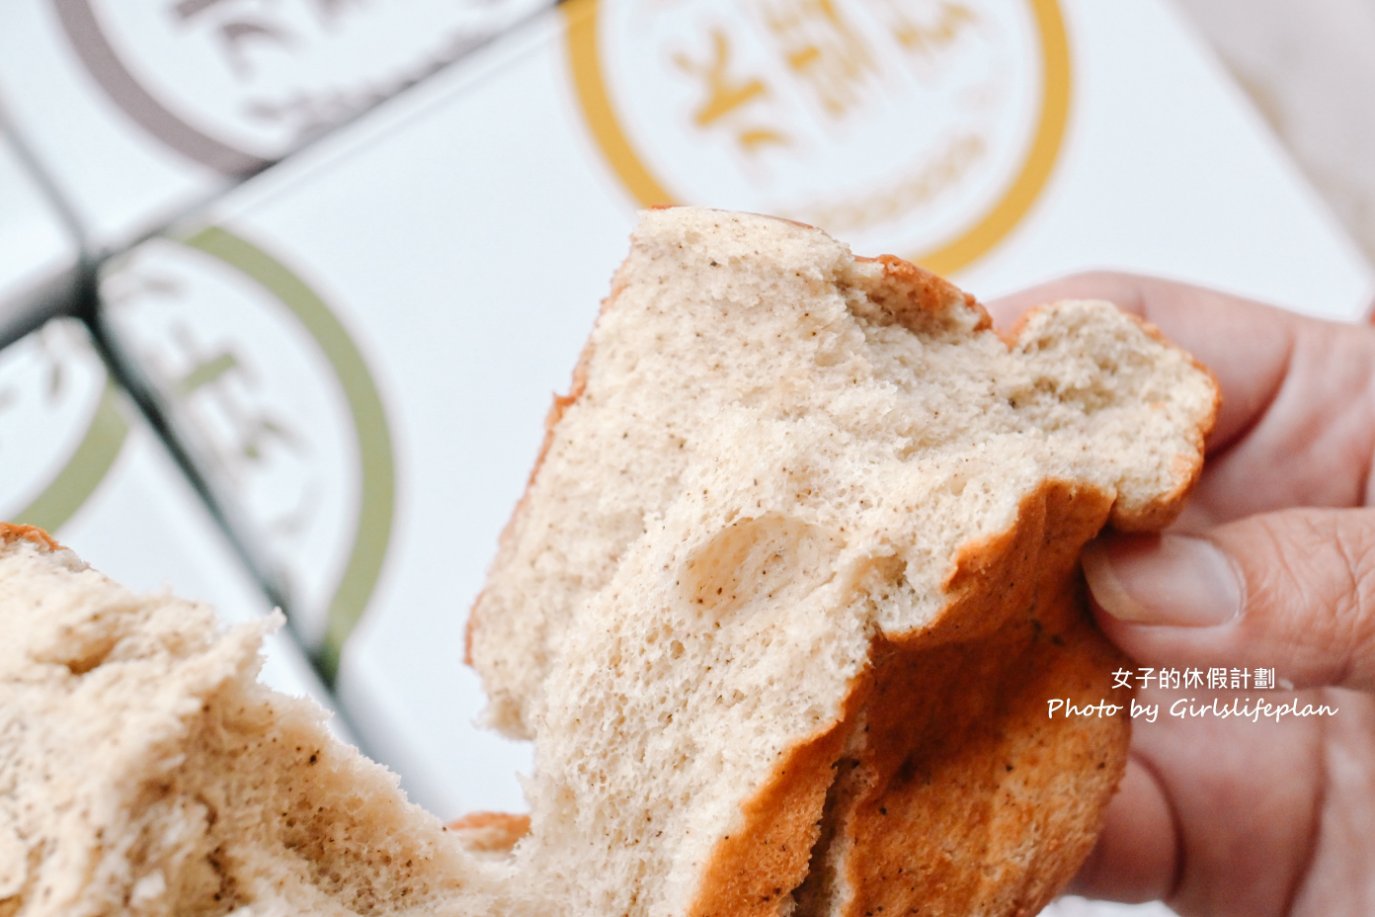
left=446, top=812, right=530, bottom=854
left=860, top=254, right=990, bottom=332
left=0, top=523, right=61, bottom=552
left=687, top=683, right=870, bottom=917
left=686, top=481, right=1137, bottom=917
left=829, top=481, right=1131, bottom=917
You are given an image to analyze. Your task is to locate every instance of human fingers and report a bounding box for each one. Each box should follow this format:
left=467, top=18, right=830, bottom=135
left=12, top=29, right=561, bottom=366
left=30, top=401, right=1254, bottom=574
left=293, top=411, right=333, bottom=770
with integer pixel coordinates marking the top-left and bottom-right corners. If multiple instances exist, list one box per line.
left=1084, top=506, right=1375, bottom=694
left=1067, top=752, right=1176, bottom=903
left=1068, top=694, right=1337, bottom=915
left=1077, top=507, right=1375, bottom=914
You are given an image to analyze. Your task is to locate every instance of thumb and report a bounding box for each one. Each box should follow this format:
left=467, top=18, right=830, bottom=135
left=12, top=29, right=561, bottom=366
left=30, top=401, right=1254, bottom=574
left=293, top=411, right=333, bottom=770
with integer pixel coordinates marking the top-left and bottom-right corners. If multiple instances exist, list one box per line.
left=1083, top=508, right=1375, bottom=691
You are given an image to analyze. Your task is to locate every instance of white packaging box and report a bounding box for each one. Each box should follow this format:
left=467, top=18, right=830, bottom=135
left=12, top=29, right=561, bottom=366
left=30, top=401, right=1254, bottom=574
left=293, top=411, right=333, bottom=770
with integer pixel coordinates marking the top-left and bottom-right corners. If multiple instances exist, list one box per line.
left=0, top=0, right=550, bottom=256
left=0, top=125, right=79, bottom=345
left=96, top=0, right=1372, bottom=842
left=0, top=318, right=342, bottom=728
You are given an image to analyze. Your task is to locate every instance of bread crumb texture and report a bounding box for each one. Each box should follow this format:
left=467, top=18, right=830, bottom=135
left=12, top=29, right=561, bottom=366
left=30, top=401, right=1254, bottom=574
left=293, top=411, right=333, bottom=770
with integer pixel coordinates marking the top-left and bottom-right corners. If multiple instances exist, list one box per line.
left=470, top=208, right=1217, bottom=916
left=0, top=529, right=530, bottom=916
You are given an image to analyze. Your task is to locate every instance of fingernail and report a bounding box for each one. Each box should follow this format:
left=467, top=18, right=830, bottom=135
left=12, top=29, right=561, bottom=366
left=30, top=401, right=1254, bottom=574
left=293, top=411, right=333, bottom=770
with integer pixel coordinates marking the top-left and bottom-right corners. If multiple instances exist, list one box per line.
left=1082, top=534, right=1242, bottom=626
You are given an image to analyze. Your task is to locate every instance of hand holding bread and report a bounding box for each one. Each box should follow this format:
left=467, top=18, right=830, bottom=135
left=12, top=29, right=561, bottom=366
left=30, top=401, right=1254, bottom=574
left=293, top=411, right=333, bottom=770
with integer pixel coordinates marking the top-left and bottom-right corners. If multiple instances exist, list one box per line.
left=992, top=273, right=1375, bottom=916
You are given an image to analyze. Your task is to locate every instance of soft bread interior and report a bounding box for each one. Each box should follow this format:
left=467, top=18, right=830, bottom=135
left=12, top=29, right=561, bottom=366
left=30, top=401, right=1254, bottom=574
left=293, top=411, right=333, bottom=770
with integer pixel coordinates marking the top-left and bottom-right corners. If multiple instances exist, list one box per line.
left=471, top=209, right=1215, bottom=916
left=469, top=216, right=1211, bottom=739
left=0, top=526, right=528, bottom=917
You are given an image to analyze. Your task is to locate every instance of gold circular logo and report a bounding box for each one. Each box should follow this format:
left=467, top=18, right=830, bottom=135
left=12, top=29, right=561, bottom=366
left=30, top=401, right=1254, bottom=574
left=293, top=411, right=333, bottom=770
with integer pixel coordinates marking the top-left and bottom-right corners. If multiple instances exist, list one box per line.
left=566, top=0, right=1070, bottom=275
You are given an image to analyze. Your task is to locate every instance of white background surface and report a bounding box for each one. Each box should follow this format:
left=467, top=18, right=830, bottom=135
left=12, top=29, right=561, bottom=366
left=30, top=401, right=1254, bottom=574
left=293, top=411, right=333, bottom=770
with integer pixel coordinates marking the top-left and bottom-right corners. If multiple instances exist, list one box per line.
left=1182, top=0, right=1375, bottom=273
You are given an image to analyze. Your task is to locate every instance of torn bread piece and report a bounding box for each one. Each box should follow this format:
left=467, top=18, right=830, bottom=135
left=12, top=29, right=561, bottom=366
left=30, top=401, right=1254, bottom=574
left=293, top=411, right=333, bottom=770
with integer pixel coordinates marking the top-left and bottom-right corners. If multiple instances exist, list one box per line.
left=469, top=208, right=1217, bottom=916
left=0, top=524, right=533, bottom=917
